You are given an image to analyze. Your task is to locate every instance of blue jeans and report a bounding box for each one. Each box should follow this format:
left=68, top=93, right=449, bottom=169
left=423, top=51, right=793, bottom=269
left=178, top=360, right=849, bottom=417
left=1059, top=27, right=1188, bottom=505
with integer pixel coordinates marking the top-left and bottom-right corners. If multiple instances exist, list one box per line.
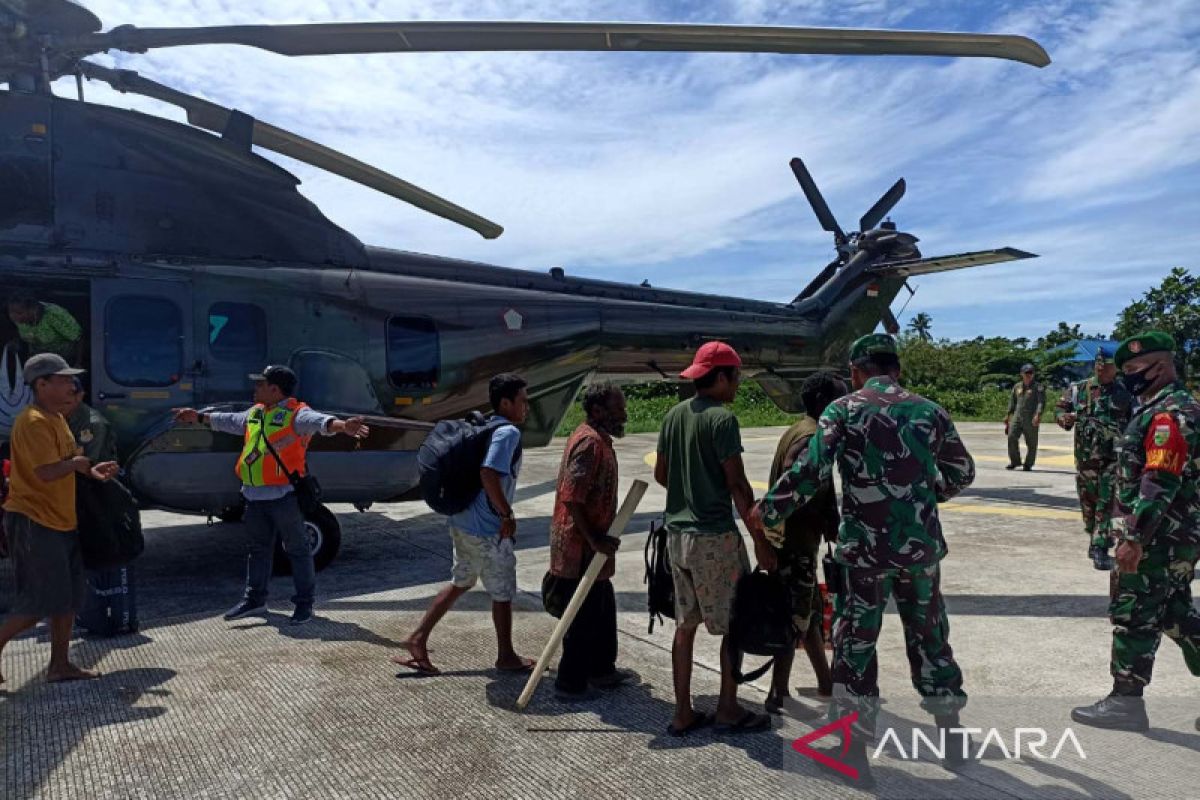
left=242, top=494, right=315, bottom=607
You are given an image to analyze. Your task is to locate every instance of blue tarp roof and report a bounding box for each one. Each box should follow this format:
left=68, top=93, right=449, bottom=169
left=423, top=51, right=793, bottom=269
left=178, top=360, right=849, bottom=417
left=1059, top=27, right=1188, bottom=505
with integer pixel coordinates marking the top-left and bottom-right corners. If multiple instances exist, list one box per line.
left=1057, top=338, right=1119, bottom=363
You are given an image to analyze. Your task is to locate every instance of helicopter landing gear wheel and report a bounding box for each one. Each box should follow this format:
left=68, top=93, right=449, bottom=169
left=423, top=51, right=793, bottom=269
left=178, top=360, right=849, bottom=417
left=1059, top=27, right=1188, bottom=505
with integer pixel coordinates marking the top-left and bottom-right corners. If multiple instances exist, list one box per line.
left=273, top=504, right=342, bottom=575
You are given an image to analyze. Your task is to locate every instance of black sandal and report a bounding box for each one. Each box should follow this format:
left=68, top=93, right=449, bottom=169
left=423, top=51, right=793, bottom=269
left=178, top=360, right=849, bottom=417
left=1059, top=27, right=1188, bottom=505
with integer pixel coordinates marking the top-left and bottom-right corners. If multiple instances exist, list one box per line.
left=667, top=711, right=714, bottom=737
left=715, top=710, right=772, bottom=734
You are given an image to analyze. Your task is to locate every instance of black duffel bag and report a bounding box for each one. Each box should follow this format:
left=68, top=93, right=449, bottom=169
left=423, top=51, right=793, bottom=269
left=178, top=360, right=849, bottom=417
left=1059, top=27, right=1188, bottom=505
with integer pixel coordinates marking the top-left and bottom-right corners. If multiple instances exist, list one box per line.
left=76, top=475, right=144, bottom=570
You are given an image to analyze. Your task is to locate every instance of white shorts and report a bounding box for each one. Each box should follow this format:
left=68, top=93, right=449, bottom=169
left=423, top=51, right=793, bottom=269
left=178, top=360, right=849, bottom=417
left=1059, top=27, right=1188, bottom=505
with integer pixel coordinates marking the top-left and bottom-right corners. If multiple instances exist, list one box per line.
left=449, top=527, right=517, bottom=602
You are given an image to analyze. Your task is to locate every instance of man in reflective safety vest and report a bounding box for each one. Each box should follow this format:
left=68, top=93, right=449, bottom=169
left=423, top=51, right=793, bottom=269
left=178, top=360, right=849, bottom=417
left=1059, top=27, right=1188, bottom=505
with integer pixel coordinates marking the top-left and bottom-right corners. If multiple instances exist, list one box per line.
left=173, top=365, right=368, bottom=625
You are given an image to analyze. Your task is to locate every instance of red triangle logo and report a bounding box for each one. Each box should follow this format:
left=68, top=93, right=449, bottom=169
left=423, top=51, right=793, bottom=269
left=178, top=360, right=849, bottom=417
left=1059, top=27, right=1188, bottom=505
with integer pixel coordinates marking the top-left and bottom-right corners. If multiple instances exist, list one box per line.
left=792, top=712, right=860, bottom=780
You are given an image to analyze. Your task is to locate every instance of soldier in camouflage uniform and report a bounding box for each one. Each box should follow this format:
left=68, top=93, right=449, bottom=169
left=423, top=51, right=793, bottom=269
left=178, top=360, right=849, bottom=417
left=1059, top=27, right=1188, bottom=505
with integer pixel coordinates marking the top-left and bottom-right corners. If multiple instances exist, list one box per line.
left=1072, top=332, right=1200, bottom=733
left=756, top=334, right=976, bottom=780
left=1054, top=348, right=1133, bottom=571
left=1004, top=363, right=1045, bottom=470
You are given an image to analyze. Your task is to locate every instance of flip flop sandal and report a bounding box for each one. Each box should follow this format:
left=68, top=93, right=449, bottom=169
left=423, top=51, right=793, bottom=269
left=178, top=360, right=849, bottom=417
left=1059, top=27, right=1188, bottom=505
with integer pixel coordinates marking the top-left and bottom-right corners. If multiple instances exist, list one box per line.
left=667, top=711, right=714, bottom=737
left=496, top=657, right=536, bottom=673
left=393, top=656, right=440, bottom=676
left=715, top=710, right=772, bottom=734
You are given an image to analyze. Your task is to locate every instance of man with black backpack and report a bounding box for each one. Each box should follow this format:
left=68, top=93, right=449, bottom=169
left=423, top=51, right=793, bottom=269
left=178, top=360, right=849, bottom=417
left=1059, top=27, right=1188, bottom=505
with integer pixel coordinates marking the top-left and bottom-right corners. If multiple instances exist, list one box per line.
left=173, top=365, right=369, bottom=626
left=396, top=374, right=534, bottom=675
left=655, top=342, right=776, bottom=737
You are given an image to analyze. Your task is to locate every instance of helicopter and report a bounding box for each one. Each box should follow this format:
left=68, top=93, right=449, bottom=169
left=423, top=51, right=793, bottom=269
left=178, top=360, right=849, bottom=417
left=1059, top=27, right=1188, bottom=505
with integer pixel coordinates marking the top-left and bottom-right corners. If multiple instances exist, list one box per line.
left=0, top=2, right=1048, bottom=569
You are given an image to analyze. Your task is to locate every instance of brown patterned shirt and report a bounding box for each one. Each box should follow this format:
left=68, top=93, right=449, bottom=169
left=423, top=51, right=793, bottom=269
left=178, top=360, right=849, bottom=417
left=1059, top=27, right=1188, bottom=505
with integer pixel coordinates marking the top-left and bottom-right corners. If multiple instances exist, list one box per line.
left=549, top=423, right=619, bottom=580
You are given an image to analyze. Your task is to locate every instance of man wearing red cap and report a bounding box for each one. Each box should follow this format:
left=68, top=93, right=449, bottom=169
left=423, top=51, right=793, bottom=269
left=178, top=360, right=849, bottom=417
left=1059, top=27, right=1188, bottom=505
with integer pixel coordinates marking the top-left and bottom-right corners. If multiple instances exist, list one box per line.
left=655, top=341, right=776, bottom=736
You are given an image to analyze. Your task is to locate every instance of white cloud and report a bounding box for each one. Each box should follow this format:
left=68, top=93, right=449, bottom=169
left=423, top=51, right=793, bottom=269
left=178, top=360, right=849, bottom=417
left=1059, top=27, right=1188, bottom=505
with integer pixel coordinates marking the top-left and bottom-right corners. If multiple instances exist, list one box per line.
left=23, top=0, right=1198, bottom=342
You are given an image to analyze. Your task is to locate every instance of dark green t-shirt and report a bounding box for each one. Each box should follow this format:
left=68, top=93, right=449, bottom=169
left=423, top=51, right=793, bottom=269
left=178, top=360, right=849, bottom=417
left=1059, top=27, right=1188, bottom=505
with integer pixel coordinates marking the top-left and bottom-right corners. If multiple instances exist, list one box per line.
left=657, top=396, right=743, bottom=534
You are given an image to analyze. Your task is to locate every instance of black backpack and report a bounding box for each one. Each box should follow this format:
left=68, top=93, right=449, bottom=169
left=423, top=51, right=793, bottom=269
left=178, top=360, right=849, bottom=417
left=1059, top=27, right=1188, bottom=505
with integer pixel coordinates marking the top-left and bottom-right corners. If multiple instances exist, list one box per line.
left=77, top=476, right=144, bottom=570
left=418, top=412, right=518, bottom=515
left=644, top=519, right=675, bottom=633
left=728, top=569, right=798, bottom=684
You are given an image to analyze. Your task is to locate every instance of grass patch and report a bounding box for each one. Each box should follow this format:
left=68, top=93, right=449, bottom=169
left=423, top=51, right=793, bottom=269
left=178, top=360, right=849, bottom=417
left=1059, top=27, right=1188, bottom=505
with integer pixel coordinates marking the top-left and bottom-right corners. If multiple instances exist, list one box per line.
left=556, top=381, right=797, bottom=437
left=555, top=382, right=1039, bottom=437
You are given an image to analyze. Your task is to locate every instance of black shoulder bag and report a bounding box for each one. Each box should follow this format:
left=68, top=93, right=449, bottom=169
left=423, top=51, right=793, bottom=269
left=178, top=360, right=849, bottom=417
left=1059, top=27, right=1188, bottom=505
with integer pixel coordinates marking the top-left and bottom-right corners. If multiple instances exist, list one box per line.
left=258, top=416, right=323, bottom=516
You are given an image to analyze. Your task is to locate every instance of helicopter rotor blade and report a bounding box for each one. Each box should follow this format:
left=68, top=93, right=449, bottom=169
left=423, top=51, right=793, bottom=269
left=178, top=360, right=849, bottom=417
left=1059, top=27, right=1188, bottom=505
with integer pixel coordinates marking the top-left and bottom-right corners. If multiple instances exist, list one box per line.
left=789, top=157, right=845, bottom=241
left=61, top=21, right=1051, bottom=67
left=859, top=177, right=905, bottom=232
left=78, top=62, right=503, bottom=239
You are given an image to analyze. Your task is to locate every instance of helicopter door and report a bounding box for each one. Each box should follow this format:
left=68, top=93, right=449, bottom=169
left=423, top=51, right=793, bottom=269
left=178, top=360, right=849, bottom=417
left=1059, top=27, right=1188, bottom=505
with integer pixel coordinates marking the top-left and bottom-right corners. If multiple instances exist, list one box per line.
left=90, top=278, right=195, bottom=414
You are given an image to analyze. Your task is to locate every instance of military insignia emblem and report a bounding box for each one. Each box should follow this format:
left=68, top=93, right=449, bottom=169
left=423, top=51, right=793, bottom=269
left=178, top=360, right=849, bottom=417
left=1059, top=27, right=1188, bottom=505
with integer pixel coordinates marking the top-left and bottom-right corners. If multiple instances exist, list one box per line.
left=1129, top=341, right=1143, bottom=354
left=1153, top=425, right=1170, bottom=447
left=79, top=428, right=94, bottom=443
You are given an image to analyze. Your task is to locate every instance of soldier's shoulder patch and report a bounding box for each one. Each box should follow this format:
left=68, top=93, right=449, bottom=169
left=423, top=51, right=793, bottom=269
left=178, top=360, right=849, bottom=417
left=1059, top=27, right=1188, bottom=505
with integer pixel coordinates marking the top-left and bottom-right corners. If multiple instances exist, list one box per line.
left=1143, top=412, right=1186, bottom=475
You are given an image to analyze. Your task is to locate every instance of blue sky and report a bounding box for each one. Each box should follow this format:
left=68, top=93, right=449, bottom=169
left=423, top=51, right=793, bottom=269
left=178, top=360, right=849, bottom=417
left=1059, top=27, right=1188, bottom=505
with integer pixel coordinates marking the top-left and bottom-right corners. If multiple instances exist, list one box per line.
left=56, top=1, right=1200, bottom=341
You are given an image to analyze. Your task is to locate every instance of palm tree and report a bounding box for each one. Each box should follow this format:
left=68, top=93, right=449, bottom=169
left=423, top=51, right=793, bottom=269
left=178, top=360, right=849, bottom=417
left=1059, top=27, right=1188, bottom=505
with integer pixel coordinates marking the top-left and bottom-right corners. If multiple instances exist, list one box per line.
left=907, top=312, right=933, bottom=341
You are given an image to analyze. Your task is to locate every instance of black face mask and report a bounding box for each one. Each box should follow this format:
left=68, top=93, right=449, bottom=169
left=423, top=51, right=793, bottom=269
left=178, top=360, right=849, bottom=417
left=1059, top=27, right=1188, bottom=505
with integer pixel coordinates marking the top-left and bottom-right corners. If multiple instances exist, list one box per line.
left=1120, top=365, right=1156, bottom=397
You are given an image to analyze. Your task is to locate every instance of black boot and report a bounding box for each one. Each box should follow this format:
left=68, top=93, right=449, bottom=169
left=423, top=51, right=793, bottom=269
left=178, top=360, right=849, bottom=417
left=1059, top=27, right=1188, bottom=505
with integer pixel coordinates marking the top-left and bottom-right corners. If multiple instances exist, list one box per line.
left=936, top=714, right=973, bottom=768
left=1070, top=692, right=1149, bottom=732
left=1088, top=545, right=1115, bottom=571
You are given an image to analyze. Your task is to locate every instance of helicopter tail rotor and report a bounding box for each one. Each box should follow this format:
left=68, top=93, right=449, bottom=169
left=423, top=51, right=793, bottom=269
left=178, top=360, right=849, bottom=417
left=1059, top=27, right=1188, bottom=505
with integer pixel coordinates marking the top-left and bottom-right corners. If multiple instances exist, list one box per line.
left=78, top=61, right=503, bottom=239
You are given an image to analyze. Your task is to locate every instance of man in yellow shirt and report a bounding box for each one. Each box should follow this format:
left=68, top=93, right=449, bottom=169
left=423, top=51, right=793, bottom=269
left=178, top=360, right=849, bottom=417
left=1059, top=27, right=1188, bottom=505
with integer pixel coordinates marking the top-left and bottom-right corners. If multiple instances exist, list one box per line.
left=0, top=354, right=118, bottom=685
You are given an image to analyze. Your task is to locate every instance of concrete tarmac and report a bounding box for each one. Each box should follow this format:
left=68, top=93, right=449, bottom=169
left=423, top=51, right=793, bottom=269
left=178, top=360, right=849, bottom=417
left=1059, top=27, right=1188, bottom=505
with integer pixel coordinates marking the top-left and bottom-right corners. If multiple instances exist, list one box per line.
left=2, top=422, right=1198, bottom=799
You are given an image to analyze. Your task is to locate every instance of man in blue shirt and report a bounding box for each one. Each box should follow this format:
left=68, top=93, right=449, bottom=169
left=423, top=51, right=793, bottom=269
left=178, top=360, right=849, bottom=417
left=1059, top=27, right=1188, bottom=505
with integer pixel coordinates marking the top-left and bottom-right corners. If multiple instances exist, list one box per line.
left=396, top=374, right=533, bottom=674
left=173, top=366, right=369, bottom=625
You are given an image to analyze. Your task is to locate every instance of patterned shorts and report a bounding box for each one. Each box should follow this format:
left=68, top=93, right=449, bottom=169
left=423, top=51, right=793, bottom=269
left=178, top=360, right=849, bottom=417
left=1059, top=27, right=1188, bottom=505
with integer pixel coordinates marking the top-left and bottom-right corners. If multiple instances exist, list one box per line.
left=667, top=530, right=751, bottom=635
left=449, top=527, right=517, bottom=602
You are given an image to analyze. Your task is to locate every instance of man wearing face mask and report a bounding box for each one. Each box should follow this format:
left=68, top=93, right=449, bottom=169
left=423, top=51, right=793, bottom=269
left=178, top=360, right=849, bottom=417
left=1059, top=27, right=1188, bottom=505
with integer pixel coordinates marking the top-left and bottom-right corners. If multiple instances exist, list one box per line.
left=1055, top=348, right=1133, bottom=571
left=1072, top=332, right=1200, bottom=733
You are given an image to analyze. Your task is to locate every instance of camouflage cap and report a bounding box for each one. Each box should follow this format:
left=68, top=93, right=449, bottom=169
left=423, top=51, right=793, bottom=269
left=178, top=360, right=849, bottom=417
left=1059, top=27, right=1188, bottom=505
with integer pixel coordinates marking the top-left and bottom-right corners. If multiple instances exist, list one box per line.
left=849, top=333, right=897, bottom=363
left=1094, top=346, right=1115, bottom=365
left=1115, top=331, right=1176, bottom=368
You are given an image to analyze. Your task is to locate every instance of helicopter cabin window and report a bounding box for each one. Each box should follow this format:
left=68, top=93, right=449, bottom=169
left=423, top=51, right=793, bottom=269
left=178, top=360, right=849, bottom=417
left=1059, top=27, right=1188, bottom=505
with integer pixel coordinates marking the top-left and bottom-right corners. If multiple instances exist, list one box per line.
left=105, top=295, right=183, bottom=387
left=386, top=316, right=439, bottom=390
left=208, top=302, right=266, bottom=362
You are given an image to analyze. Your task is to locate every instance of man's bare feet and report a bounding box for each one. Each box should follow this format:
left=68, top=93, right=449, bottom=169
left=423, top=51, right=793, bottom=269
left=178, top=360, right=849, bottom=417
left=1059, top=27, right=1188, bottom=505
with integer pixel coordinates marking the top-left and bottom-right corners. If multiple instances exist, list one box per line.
left=495, top=654, right=535, bottom=672
left=46, top=663, right=100, bottom=683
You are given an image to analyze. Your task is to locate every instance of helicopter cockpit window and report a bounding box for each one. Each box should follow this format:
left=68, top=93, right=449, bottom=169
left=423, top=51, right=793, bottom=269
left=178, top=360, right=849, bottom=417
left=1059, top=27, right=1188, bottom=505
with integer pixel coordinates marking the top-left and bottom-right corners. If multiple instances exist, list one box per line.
left=105, top=295, right=183, bottom=387
left=208, top=302, right=266, bottom=362
left=386, top=316, right=439, bottom=390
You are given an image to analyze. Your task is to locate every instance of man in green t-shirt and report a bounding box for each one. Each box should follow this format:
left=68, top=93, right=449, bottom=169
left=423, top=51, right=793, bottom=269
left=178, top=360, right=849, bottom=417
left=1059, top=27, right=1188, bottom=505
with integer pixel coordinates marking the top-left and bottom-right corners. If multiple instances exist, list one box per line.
left=7, top=294, right=83, bottom=366
left=654, top=341, right=776, bottom=737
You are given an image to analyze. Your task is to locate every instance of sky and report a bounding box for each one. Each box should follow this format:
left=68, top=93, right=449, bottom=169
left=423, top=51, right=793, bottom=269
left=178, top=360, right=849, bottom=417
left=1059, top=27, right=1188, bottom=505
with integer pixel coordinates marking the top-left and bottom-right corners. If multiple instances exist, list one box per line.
left=40, top=0, right=1200, bottom=341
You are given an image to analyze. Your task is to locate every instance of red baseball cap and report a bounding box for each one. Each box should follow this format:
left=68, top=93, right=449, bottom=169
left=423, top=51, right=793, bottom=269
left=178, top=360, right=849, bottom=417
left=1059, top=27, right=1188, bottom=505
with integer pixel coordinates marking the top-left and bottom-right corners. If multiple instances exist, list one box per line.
left=680, top=341, right=743, bottom=380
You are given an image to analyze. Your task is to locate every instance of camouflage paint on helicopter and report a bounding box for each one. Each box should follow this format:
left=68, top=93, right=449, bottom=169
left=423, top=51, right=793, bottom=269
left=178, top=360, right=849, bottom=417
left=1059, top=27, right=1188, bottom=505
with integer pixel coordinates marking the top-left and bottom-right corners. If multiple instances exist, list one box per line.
left=0, top=3, right=1047, bottom=567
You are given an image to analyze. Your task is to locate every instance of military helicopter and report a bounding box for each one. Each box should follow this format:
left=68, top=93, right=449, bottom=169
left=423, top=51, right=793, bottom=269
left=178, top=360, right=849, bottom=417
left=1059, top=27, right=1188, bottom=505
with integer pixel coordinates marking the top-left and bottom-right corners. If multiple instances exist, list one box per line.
left=0, top=1, right=1048, bottom=569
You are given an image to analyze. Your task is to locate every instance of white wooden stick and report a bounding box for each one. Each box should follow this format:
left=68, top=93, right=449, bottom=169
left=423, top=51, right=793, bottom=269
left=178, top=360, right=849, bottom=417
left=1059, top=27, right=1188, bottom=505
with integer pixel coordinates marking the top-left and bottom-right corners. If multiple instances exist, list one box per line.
left=516, top=478, right=648, bottom=711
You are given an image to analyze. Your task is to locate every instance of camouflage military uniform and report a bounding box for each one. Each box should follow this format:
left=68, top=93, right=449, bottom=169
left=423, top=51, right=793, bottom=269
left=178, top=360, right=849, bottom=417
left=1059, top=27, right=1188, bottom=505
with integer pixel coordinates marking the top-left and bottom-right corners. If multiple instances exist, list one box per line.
left=760, top=371, right=976, bottom=735
left=1109, top=380, right=1200, bottom=687
left=1007, top=378, right=1045, bottom=469
left=1055, top=376, right=1133, bottom=550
